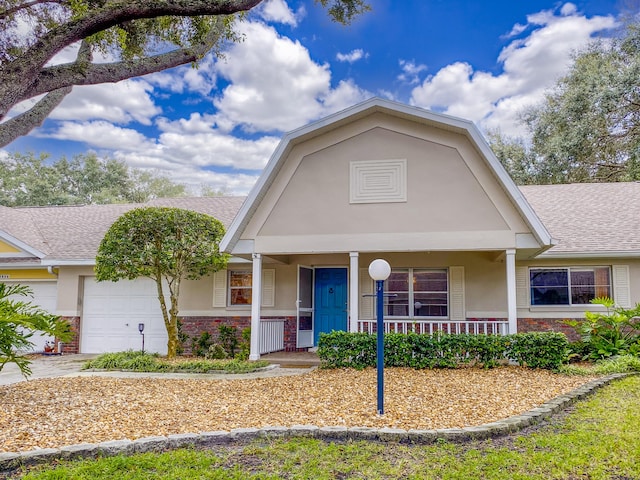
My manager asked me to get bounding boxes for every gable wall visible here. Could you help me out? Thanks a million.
[0,240,21,253]
[241,113,532,254]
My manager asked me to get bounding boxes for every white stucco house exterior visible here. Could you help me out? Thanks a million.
[1,98,637,358]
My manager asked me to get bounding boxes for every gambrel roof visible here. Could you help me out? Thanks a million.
[220,97,553,254]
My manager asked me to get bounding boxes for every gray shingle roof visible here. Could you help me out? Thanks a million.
[520,182,640,255]
[2,197,246,262]
[0,205,49,256]
[2,184,639,262]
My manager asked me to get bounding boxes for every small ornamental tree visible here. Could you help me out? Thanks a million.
[0,283,72,377]
[95,207,228,357]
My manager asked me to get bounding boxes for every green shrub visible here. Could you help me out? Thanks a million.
[83,350,160,370]
[506,332,569,369]
[317,331,569,370]
[317,331,375,369]
[82,350,268,373]
[236,328,251,361]
[205,343,227,359]
[567,341,591,362]
[192,331,213,358]
[218,325,239,358]
[176,319,189,356]
[558,354,640,375]
[566,297,640,360]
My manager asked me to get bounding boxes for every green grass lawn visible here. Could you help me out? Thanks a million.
[11,375,640,480]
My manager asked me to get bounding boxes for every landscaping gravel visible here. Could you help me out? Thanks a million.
[0,367,597,452]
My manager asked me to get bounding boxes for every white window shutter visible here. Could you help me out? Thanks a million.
[449,266,465,321]
[261,269,275,307]
[359,268,374,320]
[612,265,631,307]
[212,270,227,307]
[516,266,528,308]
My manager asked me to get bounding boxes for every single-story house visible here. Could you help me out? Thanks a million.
[1,98,638,358]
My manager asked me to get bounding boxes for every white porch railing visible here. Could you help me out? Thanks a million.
[357,319,509,335]
[259,318,285,354]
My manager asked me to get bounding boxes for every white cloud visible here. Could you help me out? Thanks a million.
[212,20,370,133]
[155,113,279,170]
[336,49,368,63]
[561,3,578,16]
[111,149,261,195]
[410,4,617,137]
[42,112,278,194]
[397,59,427,85]
[156,130,279,170]
[46,121,155,150]
[51,80,161,125]
[256,0,303,26]
[505,23,527,38]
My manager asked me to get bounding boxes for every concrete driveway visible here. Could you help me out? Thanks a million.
[0,354,97,386]
[0,354,314,386]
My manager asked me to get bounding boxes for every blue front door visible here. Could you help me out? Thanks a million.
[314,268,348,345]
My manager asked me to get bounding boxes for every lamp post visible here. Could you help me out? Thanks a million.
[138,323,145,353]
[368,258,391,415]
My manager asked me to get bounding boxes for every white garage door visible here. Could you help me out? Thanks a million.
[81,277,169,354]
[5,281,58,353]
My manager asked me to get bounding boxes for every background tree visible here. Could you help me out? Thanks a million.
[0,152,186,206]
[507,21,640,184]
[128,169,187,203]
[0,283,72,377]
[0,0,369,148]
[486,130,538,185]
[95,207,227,358]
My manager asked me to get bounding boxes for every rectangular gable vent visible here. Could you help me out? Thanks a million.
[350,159,407,204]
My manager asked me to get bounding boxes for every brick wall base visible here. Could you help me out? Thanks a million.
[58,316,80,354]
[56,315,580,356]
[179,315,307,355]
[518,318,579,342]
[282,316,308,352]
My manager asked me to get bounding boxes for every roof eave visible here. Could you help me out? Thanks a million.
[0,230,47,258]
[538,250,640,259]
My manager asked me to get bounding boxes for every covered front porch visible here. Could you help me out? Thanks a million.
[249,249,519,360]
[218,99,554,361]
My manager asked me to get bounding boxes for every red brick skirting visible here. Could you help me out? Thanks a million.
[64,314,579,357]
[179,315,305,355]
[58,316,80,354]
[518,318,579,342]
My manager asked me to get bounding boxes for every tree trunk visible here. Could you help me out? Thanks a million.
[167,287,181,358]
[153,274,174,358]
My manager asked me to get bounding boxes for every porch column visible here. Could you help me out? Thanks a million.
[249,253,262,361]
[349,252,359,332]
[506,249,517,334]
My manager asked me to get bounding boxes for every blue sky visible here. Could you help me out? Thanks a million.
[1,0,625,194]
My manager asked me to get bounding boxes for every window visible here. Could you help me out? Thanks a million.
[384,269,448,317]
[221,269,275,307]
[530,267,611,306]
[229,271,252,305]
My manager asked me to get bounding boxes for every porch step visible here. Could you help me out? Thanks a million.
[261,351,321,368]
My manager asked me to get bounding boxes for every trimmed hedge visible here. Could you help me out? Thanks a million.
[317,331,569,370]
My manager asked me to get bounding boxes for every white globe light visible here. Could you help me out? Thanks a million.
[369,259,391,281]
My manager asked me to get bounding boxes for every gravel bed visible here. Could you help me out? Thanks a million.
[0,367,597,452]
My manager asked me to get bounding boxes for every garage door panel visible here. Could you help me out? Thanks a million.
[82,277,169,354]
[5,281,57,353]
